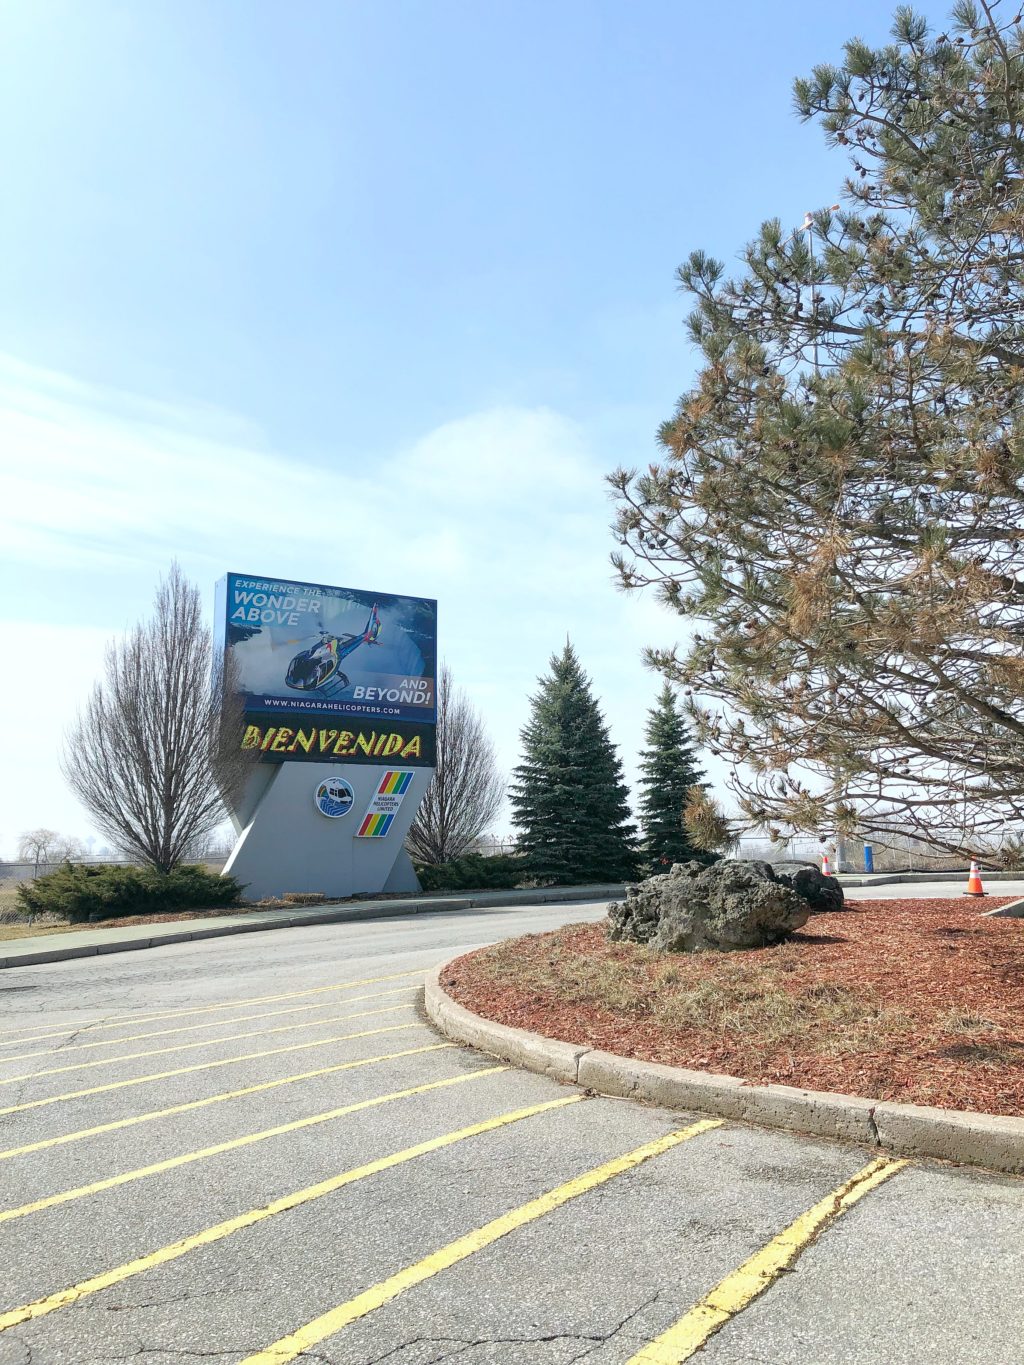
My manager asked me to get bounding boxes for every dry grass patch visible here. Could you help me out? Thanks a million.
[469,927,911,1071]
[0,901,278,941]
[0,922,89,942]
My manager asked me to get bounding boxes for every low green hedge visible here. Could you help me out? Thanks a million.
[17,862,244,923]
[415,853,523,893]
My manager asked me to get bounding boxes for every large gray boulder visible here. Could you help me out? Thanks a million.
[608,859,811,953]
[771,861,845,913]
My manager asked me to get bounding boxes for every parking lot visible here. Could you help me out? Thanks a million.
[0,902,1021,1364]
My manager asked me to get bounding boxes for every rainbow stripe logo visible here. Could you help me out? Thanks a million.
[356,770,415,838]
[378,770,414,796]
[358,811,395,837]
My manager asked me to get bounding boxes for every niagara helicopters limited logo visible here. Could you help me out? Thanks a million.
[313,776,355,819]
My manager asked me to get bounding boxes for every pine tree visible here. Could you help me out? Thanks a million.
[610,4,1024,863]
[510,643,636,883]
[637,685,708,870]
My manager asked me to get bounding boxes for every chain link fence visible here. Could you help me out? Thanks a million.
[733,834,1006,874]
[476,834,980,874]
[476,834,1005,874]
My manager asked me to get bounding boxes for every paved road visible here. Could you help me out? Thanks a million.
[843,878,1024,900]
[0,903,1020,1365]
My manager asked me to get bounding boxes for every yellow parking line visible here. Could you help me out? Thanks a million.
[0,1043,455,1161]
[0,967,429,1046]
[240,1118,723,1365]
[0,986,417,1063]
[0,1004,415,1087]
[0,1066,510,1223]
[624,1157,909,1364]
[0,1094,584,1335]
[0,1022,421,1117]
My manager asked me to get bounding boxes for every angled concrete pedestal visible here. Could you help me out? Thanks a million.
[222,761,431,901]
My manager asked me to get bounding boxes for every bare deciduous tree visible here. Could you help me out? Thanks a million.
[16,828,86,873]
[62,564,254,874]
[406,663,503,865]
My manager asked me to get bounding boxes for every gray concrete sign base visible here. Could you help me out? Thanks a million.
[424,965,1024,1175]
[223,760,432,900]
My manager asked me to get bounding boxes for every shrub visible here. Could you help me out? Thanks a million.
[16,862,243,923]
[415,853,523,893]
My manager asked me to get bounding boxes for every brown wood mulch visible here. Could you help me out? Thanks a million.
[443,897,1024,1117]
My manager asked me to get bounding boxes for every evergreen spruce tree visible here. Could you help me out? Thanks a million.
[510,643,636,883]
[637,684,708,870]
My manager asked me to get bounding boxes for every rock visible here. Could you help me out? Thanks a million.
[607,861,710,945]
[606,871,673,945]
[771,861,845,913]
[607,859,811,953]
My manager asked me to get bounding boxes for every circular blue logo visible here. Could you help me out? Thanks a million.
[314,776,355,819]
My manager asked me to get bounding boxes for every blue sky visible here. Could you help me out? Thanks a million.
[0,0,947,853]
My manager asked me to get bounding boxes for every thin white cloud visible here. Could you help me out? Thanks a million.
[0,355,595,580]
[0,355,714,852]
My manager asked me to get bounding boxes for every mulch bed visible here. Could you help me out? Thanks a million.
[443,897,1024,1117]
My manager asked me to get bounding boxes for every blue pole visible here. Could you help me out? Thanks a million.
[863,843,874,874]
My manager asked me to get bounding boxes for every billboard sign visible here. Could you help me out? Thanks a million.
[217,573,436,767]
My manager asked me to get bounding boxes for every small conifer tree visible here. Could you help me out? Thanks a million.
[510,643,636,883]
[637,684,708,870]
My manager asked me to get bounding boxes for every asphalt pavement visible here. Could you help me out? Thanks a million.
[0,901,1020,1364]
[841,877,1024,900]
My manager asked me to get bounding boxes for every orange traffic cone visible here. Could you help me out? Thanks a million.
[963,860,987,897]
[821,852,832,876]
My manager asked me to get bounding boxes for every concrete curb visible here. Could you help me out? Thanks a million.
[424,964,1024,1176]
[985,896,1024,918]
[0,886,624,971]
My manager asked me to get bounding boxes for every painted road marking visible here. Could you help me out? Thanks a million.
[0,1043,455,1161]
[0,1022,422,1117]
[0,1066,510,1223]
[624,1156,909,1364]
[0,1095,584,1336]
[0,967,430,1046]
[0,985,418,1063]
[0,1004,415,1087]
[239,1118,724,1365]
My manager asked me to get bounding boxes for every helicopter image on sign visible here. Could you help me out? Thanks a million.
[285,603,382,699]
